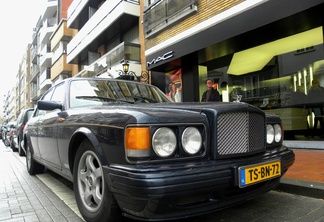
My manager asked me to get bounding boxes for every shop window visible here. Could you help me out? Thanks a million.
[205,27,324,140]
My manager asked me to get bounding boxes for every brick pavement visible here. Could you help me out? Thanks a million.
[283,148,324,183]
[0,145,83,222]
[276,148,324,199]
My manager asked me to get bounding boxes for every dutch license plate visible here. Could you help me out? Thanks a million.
[238,160,281,188]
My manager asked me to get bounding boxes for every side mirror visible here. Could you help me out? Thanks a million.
[37,100,63,111]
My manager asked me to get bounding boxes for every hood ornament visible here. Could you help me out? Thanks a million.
[234,95,242,103]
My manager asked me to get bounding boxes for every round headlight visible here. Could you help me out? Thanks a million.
[266,124,274,144]
[274,124,282,143]
[152,127,177,157]
[181,127,202,155]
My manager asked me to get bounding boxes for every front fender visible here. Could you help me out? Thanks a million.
[69,127,107,173]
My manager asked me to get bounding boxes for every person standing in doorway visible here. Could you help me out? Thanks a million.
[201,79,220,102]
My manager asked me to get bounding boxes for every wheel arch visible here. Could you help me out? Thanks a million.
[22,133,30,153]
[69,127,107,174]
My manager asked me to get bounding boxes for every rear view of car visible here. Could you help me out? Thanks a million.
[4,122,16,147]
[16,108,34,156]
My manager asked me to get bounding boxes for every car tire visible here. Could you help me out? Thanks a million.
[26,145,45,175]
[18,140,25,156]
[5,138,10,147]
[73,139,122,222]
[10,138,18,152]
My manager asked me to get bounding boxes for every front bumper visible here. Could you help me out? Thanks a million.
[103,146,295,221]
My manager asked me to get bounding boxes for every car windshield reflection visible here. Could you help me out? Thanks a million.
[69,79,171,108]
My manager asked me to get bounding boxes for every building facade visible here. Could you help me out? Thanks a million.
[3,0,324,146]
[16,45,33,116]
[66,0,148,81]
[144,0,324,142]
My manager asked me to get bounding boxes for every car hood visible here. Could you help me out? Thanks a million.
[62,102,264,128]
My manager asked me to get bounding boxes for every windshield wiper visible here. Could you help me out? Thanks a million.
[75,96,133,104]
[126,95,157,103]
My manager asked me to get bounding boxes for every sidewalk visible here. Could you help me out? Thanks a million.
[277,148,324,199]
[0,144,323,222]
[0,145,83,222]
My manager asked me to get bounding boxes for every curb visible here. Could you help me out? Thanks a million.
[276,178,324,199]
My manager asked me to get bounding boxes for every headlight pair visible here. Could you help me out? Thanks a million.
[152,127,202,157]
[266,124,282,144]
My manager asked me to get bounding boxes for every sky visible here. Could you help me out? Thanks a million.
[0,0,45,106]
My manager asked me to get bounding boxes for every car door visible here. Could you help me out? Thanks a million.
[27,88,55,159]
[37,82,66,169]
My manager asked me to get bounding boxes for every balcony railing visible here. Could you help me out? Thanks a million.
[30,65,40,81]
[39,69,51,84]
[30,46,38,64]
[144,0,197,37]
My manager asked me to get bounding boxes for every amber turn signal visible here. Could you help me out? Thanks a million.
[125,127,151,150]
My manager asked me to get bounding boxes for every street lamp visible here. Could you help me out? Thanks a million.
[117,61,138,81]
[122,62,129,74]
[116,61,150,83]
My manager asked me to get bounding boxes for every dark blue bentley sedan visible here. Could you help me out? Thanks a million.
[23,77,295,222]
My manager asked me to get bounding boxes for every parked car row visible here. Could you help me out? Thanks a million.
[1,108,34,155]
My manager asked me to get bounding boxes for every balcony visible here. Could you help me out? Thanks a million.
[67,0,140,64]
[43,0,58,20]
[40,17,57,45]
[51,54,73,80]
[68,0,139,28]
[30,65,40,82]
[30,46,38,64]
[143,0,198,37]
[67,0,89,28]
[39,44,52,68]
[30,86,39,101]
[51,20,76,51]
[39,69,52,95]
[76,42,140,77]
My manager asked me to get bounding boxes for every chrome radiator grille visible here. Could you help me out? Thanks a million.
[217,112,265,157]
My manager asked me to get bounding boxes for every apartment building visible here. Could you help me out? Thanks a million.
[30,1,56,103]
[144,0,324,143]
[13,44,33,119]
[30,0,76,104]
[66,0,147,81]
[2,87,16,123]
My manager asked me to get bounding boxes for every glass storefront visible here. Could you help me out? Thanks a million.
[200,26,324,140]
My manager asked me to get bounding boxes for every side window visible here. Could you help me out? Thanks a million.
[35,87,55,117]
[35,82,65,117]
[42,87,54,101]
[51,82,65,103]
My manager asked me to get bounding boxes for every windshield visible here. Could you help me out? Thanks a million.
[69,79,172,108]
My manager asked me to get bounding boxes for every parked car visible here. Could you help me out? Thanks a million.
[16,108,34,156]
[9,126,18,151]
[23,77,295,222]
[3,122,16,147]
[1,124,7,144]
[0,125,4,140]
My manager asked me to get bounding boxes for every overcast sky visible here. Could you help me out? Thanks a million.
[0,0,44,108]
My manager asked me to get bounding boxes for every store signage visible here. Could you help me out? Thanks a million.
[147,51,174,67]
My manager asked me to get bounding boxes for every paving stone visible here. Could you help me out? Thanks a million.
[0,146,83,222]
